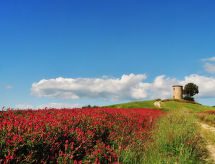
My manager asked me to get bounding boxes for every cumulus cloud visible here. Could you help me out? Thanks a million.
[14,103,82,109]
[31,74,182,101]
[150,74,215,99]
[31,73,215,101]
[183,74,215,98]
[149,75,181,99]
[204,63,215,74]
[31,74,149,101]
[38,103,82,109]
[202,57,215,62]
[15,104,34,109]
[201,57,215,74]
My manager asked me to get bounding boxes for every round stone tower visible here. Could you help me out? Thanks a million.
[172,85,183,99]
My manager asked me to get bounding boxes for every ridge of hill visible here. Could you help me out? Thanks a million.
[106,99,215,112]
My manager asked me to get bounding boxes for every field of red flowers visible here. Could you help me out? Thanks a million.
[0,107,164,163]
[198,111,215,125]
[200,111,215,115]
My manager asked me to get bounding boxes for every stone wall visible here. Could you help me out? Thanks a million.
[173,85,183,99]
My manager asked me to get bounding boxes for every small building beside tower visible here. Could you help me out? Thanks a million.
[172,85,183,99]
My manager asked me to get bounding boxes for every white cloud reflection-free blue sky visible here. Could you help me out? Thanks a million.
[2,1,215,108]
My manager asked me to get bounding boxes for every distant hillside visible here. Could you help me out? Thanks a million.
[106,100,157,109]
[105,99,215,112]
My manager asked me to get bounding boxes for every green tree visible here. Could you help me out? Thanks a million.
[183,83,199,101]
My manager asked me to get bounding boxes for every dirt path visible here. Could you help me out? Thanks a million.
[201,123,215,133]
[153,101,161,108]
[200,123,215,163]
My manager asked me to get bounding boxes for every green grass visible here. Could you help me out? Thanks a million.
[106,100,157,109]
[105,99,215,163]
[198,113,215,126]
[199,122,215,163]
[106,99,215,112]
[114,110,209,163]
[200,126,215,145]
[141,110,207,163]
[161,101,215,112]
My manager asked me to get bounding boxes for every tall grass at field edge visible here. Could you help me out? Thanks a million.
[106,99,215,113]
[140,110,207,163]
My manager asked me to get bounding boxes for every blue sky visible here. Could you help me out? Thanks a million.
[1,0,215,108]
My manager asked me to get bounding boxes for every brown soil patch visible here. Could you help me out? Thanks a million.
[200,123,215,163]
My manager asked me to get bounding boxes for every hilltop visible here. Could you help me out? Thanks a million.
[106,99,215,112]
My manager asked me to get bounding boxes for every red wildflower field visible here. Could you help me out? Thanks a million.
[0,107,164,163]
[200,111,215,115]
[198,111,215,125]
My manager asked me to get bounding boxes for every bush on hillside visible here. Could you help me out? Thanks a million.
[183,96,194,101]
[82,105,99,109]
[183,83,199,97]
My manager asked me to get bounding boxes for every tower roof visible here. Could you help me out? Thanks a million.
[172,85,183,87]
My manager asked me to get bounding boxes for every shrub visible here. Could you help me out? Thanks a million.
[184,96,194,101]
[183,83,199,98]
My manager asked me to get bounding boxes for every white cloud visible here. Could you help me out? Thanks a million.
[15,104,34,109]
[31,73,215,101]
[202,57,215,62]
[14,103,82,109]
[38,103,82,109]
[204,63,215,74]
[149,75,181,99]
[150,74,215,99]
[31,73,183,101]
[201,57,215,74]
[183,74,215,98]
[31,74,149,101]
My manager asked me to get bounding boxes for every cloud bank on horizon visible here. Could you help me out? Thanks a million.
[31,73,215,101]
[15,103,82,109]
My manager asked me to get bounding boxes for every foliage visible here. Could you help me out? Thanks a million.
[82,105,99,109]
[0,107,164,163]
[183,96,195,101]
[183,83,199,99]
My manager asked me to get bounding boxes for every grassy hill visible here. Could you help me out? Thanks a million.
[106,100,157,109]
[106,99,215,112]
[106,99,214,162]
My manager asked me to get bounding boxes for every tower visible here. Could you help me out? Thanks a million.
[172,85,183,99]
